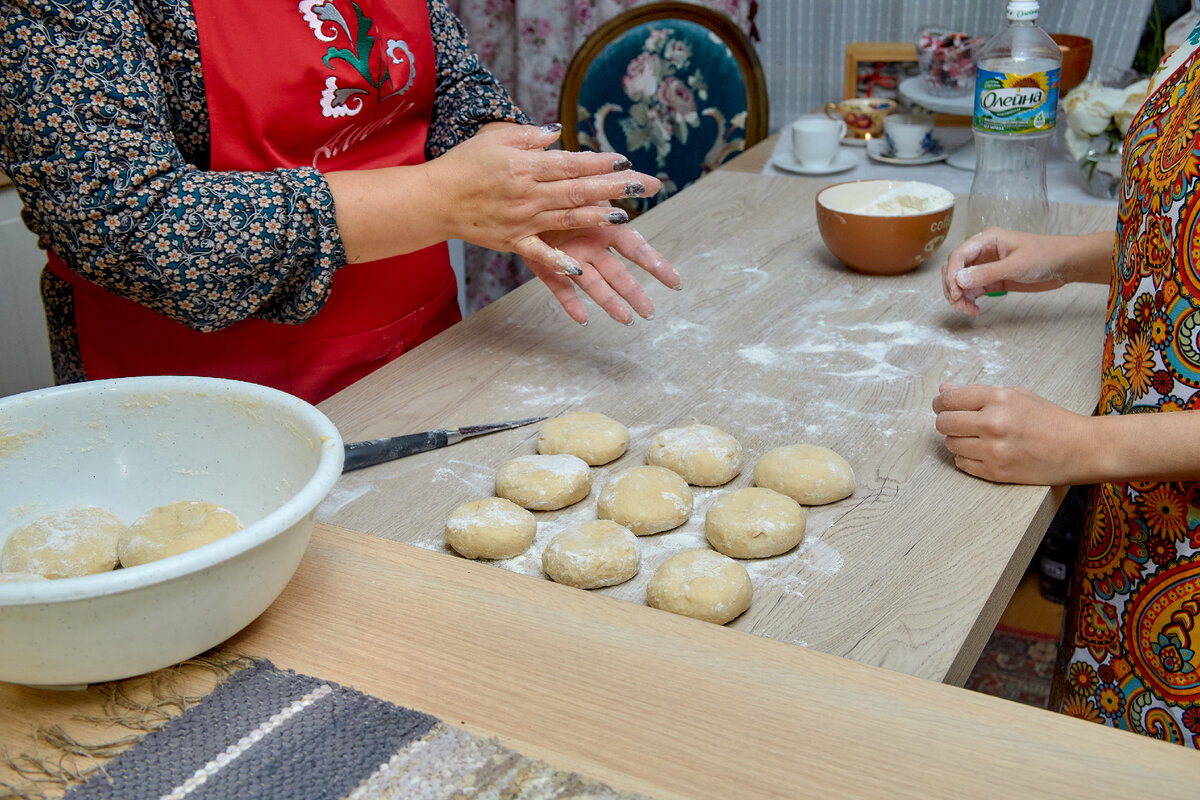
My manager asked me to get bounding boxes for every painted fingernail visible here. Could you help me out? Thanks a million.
[612,158,632,171]
[541,122,562,133]
[557,264,583,276]
[624,182,645,197]
[606,210,629,225]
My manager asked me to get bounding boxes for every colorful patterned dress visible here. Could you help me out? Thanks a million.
[1053,28,1200,747]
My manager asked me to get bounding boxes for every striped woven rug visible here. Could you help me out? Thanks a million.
[60,660,644,800]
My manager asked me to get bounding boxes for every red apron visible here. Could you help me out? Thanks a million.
[47,0,459,404]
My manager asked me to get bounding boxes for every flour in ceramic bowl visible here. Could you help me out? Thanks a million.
[831,181,954,216]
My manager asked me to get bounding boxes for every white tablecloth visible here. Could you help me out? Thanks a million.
[763,125,1117,209]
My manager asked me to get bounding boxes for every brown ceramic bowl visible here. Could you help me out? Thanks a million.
[1051,33,1094,95]
[816,180,955,276]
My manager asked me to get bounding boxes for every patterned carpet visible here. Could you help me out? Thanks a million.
[966,624,1059,708]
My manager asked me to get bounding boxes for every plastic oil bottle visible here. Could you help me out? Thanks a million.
[965,0,1062,238]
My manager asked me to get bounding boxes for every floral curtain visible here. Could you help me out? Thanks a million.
[446,0,759,313]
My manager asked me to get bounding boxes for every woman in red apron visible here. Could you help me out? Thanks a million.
[3,0,677,403]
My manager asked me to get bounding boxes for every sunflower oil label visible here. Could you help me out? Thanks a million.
[973,66,1060,134]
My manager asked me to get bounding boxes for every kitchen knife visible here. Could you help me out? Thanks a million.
[342,416,546,472]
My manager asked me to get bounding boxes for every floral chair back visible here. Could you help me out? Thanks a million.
[559,2,768,216]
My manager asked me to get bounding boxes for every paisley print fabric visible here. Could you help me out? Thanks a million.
[1054,37,1200,748]
[0,0,526,385]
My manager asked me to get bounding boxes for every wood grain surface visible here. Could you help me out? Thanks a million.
[317,170,1117,685]
[10,524,1195,799]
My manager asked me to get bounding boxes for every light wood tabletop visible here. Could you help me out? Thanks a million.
[317,168,1117,685]
[5,523,1197,798]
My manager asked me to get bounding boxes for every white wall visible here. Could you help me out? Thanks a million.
[0,186,52,398]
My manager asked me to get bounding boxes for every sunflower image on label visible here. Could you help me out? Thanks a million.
[973,66,1061,134]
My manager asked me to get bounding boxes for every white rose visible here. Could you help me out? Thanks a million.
[1063,80,1128,137]
[1113,79,1150,134]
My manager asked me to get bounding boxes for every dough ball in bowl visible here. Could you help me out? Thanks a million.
[647,549,753,625]
[119,501,243,568]
[816,180,954,276]
[754,444,855,506]
[597,466,692,535]
[646,424,742,486]
[495,454,592,511]
[0,376,343,688]
[445,497,536,560]
[705,487,806,559]
[537,411,629,466]
[1,506,125,579]
[542,520,640,589]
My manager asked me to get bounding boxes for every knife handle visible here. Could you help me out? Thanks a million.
[342,430,450,472]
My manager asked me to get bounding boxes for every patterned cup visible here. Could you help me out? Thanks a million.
[824,98,900,141]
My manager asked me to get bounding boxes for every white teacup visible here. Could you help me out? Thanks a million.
[789,116,847,168]
[883,113,934,159]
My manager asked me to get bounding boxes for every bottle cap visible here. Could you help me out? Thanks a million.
[1007,0,1039,20]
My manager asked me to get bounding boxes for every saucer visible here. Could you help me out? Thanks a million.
[866,136,948,165]
[771,149,858,176]
[841,135,871,147]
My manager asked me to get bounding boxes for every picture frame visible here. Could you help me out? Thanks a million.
[843,42,969,126]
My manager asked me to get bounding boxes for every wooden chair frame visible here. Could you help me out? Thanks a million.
[558,2,770,153]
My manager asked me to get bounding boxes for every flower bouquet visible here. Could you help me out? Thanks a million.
[1062,77,1150,198]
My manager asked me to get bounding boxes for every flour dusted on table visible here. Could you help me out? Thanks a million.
[542,520,640,589]
[495,454,591,511]
[445,497,536,560]
[646,424,742,486]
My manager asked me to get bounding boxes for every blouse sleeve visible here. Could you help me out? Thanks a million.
[425,0,531,158]
[0,0,344,331]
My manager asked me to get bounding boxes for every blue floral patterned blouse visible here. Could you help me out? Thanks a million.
[0,0,527,383]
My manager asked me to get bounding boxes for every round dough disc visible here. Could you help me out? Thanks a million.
[542,520,640,589]
[646,424,742,486]
[646,549,753,625]
[754,444,855,505]
[705,487,806,558]
[1,505,124,579]
[537,411,629,466]
[119,501,243,568]
[597,465,692,535]
[494,454,591,511]
[445,497,536,560]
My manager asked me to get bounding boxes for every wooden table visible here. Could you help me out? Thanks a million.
[318,168,1116,685]
[3,523,1197,798]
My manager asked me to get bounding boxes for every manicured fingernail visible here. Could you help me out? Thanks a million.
[541,123,562,133]
[579,319,588,327]
[606,210,629,225]
[624,182,645,196]
[612,158,632,171]
[557,264,583,276]
[623,316,635,326]
[641,311,655,320]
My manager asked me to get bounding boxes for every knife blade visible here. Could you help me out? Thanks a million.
[341,416,546,473]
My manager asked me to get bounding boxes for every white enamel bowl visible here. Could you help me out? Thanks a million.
[0,376,343,687]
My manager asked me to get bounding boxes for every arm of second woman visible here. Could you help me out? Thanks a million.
[933,385,1200,486]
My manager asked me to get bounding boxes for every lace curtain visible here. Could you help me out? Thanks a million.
[446,0,759,313]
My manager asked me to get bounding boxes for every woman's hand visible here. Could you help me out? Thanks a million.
[932,383,1094,485]
[427,123,661,263]
[941,228,1070,317]
[530,220,681,325]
